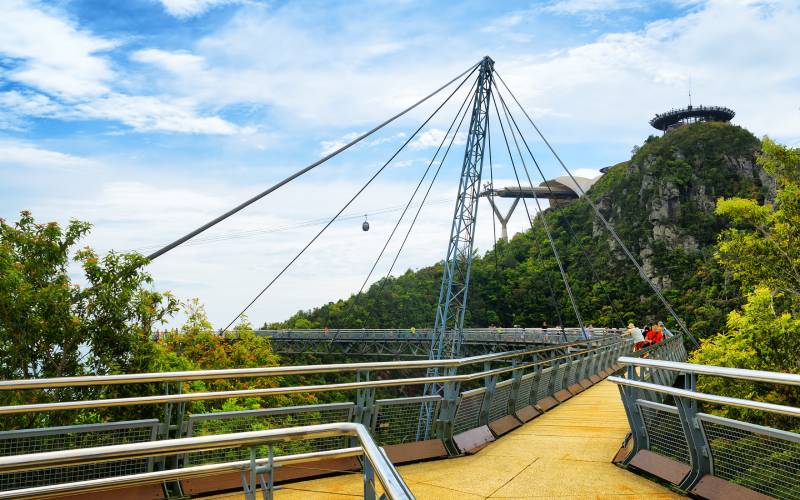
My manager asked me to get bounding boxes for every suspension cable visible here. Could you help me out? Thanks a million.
[145,61,481,261]
[332,79,478,328]
[222,67,478,332]
[491,76,585,337]
[493,70,698,346]
[486,114,501,321]
[379,84,476,283]
[353,76,479,299]
[495,89,626,328]
[487,117,563,328]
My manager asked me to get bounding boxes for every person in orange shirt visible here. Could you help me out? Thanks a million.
[645,324,663,345]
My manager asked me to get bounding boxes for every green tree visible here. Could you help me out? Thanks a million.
[0,211,178,381]
[691,138,800,416]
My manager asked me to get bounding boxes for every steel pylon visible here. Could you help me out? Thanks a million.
[428,56,494,366]
[418,58,494,442]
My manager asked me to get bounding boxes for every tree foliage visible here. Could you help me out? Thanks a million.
[691,138,800,418]
[0,211,178,381]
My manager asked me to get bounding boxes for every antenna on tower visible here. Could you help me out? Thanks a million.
[688,76,692,109]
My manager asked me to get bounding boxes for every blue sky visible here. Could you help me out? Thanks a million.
[1,0,799,328]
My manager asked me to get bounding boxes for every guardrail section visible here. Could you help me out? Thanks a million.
[0,420,159,492]
[611,357,800,499]
[0,423,413,500]
[0,334,637,498]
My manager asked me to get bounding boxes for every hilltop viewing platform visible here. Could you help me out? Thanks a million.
[650,105,735,132]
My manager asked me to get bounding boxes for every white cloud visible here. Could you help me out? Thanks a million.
[320,132,362,156]
[76,94,246,135]
[481,13,525,33]
[123,4,464,126]
[0,90,245,135]
[0,3,244,136]
[544,0,645,14]
[0,0,115,98]
[318,131,410,156]
[571,168,602,179]
[410,128,467,149]
[500,0,800,143]
[0,140,93,170]
[158,0,244,18]
[131,48,206,73]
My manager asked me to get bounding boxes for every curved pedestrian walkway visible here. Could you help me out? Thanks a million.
[210,381,680,499]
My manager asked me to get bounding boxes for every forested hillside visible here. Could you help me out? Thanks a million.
[268,122,774,341]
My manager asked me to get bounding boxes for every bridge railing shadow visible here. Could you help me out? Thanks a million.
[0,333,633,499]
[610,353,800,499]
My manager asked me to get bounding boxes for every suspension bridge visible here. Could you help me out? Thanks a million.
[0,57,797,499]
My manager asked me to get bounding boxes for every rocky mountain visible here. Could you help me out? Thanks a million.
[267,122,774,340]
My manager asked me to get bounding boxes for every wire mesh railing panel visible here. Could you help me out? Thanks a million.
[637,400,691,465]
[0,420,158,492]
[515,375,534,411]
[184,403,354,466]
[566,361,579,386]
[453,390,485,435]
[373,397,440,446]
[489,381,513,422]
[552,364,568,393]
[700,414,800,499]
[535,368,553,403]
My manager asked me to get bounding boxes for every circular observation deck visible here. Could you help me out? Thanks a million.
[650,105,735,132]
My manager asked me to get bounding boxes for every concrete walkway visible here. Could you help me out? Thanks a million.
[209,381,679,499]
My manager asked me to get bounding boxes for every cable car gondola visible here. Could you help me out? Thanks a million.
[362,215,370,232]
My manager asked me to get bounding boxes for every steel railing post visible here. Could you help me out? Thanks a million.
[618,384,647,466]
[674,396,711,490]
[577,353,590,381]
[355,370,376,430]
[363,456,376,500]
[529,364,542,404]
[436,367,462,455]
[479,362,497,426]
[508,360,522,417]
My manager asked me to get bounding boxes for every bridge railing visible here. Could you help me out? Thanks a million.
[255,327,623,342]
[0,335,635,498]
[251,327,625,357]
[0,422,412,500]
[610,357,800,499]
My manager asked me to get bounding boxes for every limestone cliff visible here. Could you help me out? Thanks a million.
[592,122,774,289]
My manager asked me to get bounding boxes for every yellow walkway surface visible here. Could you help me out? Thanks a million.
[209,381,679,499]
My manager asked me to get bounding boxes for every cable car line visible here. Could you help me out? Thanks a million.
[351,75,478,302]
[221,66,478,332]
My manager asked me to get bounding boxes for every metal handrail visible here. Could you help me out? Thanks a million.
[0,341,628,415]
[618,357,800,386]
[608,376,800,418]
[0,337,618,391]
[0,447,363,499]
[0,423,413,499]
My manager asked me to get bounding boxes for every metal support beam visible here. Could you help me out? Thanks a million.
[429,56,494,366]
[421,56,493,437]
[485,195,519,241]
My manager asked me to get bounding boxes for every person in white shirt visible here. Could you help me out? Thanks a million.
[626,322,645,349]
